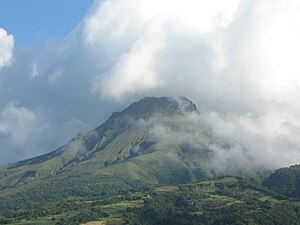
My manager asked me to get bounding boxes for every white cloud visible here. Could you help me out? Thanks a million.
[0,28,14,69]
[141,109,300,175]
[92,33,165,100]
[85,0,241,100]
[199,109,300,172]
[0,101,92,164]
[0,101,39,145]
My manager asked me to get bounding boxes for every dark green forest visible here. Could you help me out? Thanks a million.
[0,166,300,225]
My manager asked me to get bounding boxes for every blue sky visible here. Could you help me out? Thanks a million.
[0,0,94,47]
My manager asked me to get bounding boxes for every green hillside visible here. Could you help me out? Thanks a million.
[263,165,300,198]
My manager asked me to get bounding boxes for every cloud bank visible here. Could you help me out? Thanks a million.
[0,0,300,171]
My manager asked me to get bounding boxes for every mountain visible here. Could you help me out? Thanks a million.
[0,96,215,188]
[0,96,299,225]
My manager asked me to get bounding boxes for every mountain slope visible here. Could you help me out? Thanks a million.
[263,165,300,198]
[0,96,213,187]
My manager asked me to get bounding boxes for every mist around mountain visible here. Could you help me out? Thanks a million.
[0,96,269,187]
[0,96,299,225]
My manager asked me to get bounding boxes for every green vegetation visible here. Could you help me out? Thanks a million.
[126,176,300,225]
[264,165,300,198]
[1,175,299,225]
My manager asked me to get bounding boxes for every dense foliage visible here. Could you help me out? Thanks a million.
[125,177,300,225]
[264,165,300,198]
[1,175,300,225]
[0,173,149,224]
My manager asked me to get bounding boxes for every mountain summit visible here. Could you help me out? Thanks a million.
[120,96,197,119]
